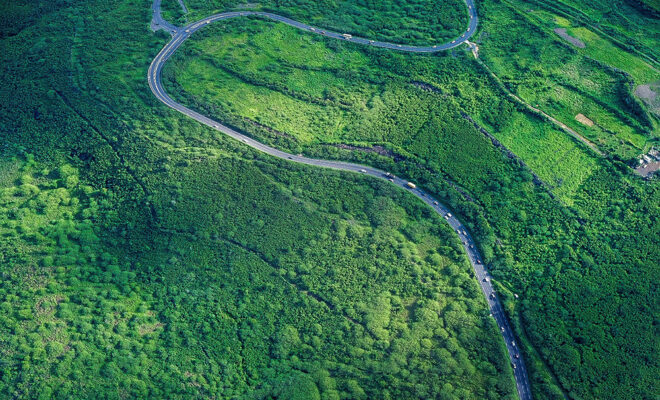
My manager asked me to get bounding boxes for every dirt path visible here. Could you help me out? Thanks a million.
[476,59,604,156]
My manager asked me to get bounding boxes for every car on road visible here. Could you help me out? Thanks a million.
[433,201,438,205]
[359,169,367,173]
[511,341,516,346]
[501,327,505,332]
[406,182,417,189]
[388,178,394,182]
[446,212,452,218]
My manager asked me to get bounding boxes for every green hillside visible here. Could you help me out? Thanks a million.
[0,0,658,399]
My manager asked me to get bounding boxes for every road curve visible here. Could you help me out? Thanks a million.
[148,3,532,399]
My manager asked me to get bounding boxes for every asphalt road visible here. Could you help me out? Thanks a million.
[150,0,179,34]
[148,2,532,399]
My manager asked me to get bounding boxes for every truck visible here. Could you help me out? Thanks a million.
[406,182,417,189]
[342,33,352,39]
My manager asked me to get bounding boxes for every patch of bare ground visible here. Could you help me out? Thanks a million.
[634,81,660,116]
[575,113,594,126]
[635,161,660,178]
[139,322,164,336]
[554,28,585,48]
[236,3,260,9]
[411,81,444,94]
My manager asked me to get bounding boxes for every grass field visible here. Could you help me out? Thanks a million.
[520,0,660,63]
[166,19,602,203]
[479,0,658,162]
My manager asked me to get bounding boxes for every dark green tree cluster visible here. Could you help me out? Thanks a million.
[184,0,469,44]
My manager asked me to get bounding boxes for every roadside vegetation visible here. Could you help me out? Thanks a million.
[182,0,470,45]
[0,152,516,399]
[161,0,187,26]
[165,14,659,400]
[165,18,600,203]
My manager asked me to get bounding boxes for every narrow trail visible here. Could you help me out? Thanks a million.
[148,2,533,399]
[475,58,605,157]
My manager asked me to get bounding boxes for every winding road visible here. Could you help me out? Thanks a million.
[148,2,532,399]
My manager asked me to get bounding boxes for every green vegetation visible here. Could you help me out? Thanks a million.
[165,15,660,400]
[521,0,660,63]
[161,0,187,26]
[1,0,658,399]
[183,0,470,45]
[0,151,515,399]
[0,0,515,399]
[479,0,659,161]
[165,18,599,203]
